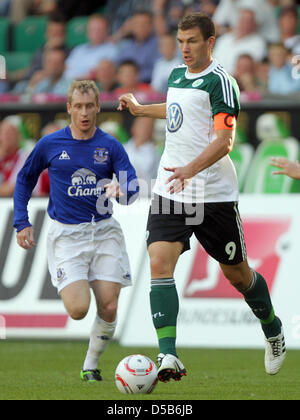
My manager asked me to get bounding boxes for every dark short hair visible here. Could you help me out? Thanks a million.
[48,11,66,24]
[178,12,215,40]
[118,60,140,72]
[132,10,153,19]
[279,5,298,19]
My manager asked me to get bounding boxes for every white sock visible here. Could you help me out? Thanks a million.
[83,315,117,371]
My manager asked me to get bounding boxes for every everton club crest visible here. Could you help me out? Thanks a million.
[94,148,109,164]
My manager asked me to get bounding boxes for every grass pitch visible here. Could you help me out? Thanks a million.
[0,340,299,401]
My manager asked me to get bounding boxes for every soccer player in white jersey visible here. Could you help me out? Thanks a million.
[14,80,139,382]
[118,13,286,382]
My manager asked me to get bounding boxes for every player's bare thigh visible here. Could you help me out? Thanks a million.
[90,280,122,323]
[60,280,91,320]
[148,241,184,279]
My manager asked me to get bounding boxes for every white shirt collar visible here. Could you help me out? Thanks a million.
[185,58,219,79]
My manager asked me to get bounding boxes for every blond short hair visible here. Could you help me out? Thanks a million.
[68,80,100,105]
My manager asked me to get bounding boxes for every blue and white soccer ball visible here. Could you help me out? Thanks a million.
[115,354,158,394]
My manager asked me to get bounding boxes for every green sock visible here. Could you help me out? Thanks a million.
[243,271,281,339]
[150,279,179,357]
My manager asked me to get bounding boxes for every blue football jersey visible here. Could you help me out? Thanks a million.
[14,126,139,231]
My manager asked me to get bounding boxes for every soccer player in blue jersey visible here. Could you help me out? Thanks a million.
[14,80,139,382]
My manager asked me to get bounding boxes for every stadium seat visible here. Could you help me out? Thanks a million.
[66,17,88,48]
[229,143,254,192]
[13,16,47,53]
[243,138,300,193]
[3,52,33,72]
[0,17,9,52]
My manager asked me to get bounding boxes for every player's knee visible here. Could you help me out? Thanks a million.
[228,277,246,293]
[150,255,172,278]
[100,301,118,322]
[221,262,252,294]
[223,270,248,293]
[68,305,89,320]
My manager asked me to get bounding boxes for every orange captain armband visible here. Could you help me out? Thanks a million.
[214,113,237,131]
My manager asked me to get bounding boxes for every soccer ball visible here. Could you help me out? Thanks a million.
[115,354,158,394]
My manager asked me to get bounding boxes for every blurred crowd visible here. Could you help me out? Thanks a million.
[0,0,300,100]
[1,0,300,198]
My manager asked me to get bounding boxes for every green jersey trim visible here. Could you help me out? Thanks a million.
[168,63,240,118]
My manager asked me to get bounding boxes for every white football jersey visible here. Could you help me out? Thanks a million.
[153,59,240,203]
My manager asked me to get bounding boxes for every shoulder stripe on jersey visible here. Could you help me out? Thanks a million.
[216,65,234,107]
[215,65,234,106]
[218,66,234,108]
[212,68,231,107]
[213,66,234,108]
[212,66,234,108]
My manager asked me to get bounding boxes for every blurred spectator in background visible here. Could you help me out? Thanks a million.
[117,11,161,83]
[64,14,118,80]
[213,0,279,42]
[214,8,267,73]
[55,0,105,20]
[41,119,67,136]
[234,54,267,99]
[256,57,270,94]
[124,117,160,197]
[30,48,68,96]
[152,0,185,36]
[13,48,68,96]
[279,6,300,55]
[268,43,300,95]
[0,118,29,196]
[151,33,182,94]
[152,0,219,35]
[185,0,219,17]
[99,120,130,145]
[9,0,56,23]
[94,60,119,95]
[0,0,10,16]
[114,60,156,97]
[0,116,49,196]
[0,119,24,196]
[105,0,152,38]
[9,13,70,87]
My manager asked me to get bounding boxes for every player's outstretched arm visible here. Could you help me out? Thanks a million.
[16,226,35,250]
[118,93,166,119]
[270,157,300,180]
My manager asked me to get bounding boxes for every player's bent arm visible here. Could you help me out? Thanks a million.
[118,93,166,119]
[164,114,236,189]
[186,128,234,177]
[185,113,236,177]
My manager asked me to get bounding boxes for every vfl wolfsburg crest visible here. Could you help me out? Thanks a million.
[192,79,204,88]
[167,102,183,133]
